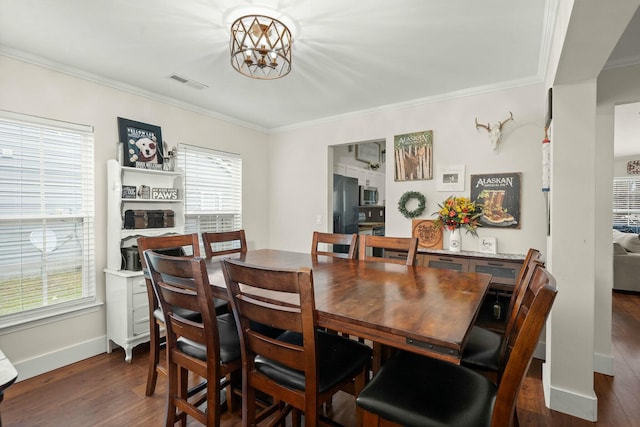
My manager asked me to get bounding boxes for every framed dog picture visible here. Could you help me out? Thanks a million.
[117,117,163,169]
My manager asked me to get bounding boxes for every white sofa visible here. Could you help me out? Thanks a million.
[613,230,640,292]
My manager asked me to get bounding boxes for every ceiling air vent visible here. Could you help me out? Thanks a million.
[167,74,208,90]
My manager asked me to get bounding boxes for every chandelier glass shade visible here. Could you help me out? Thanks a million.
[230,15,292,80]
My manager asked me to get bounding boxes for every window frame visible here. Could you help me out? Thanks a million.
[0,110,96,328]
[176,143,242,252]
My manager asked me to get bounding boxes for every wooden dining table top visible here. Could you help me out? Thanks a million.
[205,249,492,364]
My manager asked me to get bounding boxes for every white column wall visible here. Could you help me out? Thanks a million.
[543,81,598,421]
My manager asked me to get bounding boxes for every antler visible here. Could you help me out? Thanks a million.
[498,112,514,130]
[475,117,490,132]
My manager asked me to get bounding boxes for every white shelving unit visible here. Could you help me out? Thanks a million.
[104,159,185,362]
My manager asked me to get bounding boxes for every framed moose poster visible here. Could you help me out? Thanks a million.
[118,117,163,169]
[470,172,521,229]
[393,130,433,181]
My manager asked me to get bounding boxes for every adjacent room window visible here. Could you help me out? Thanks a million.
[613,176,640,231]
[177,144,242,252]
[0,111,95,324]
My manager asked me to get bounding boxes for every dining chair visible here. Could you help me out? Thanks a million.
[137,233,202,397]
[355,263,558,427]
[311,231,358,259]
[358,234,418,266]
[461,248,543,379]
[202,229,247,259]
[221,258,372,427]
[144,250,242,426]
[311,231,359,409]
[358,234,419,372]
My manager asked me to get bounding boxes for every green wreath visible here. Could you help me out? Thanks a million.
[398,191,426,219]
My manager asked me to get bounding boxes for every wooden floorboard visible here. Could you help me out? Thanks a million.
[2,291,639,426]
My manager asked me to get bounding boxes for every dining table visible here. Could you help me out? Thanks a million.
[206,249,492,364]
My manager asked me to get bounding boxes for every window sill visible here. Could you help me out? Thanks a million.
[0,300,104,335]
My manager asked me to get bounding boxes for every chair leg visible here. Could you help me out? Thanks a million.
[178,367,188,427]
[165,360,178,427]
[208,376,222,427]
[146,320,162,396]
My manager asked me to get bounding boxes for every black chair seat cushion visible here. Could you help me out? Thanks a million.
[255,330,372,393]
[250,321,285,339]
[176,313,241,364]
[460,325,502,372]
[213,297,230,315]
[356,350,497,427]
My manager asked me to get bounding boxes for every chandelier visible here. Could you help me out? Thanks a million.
[230,15,292,80]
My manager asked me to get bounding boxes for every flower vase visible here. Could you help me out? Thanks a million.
[448,228,461,252]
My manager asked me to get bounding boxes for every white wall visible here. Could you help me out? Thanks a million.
[0,55,270,379]
[268,84,547,256]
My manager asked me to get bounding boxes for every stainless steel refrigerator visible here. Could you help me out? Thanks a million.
[333,174,359,254]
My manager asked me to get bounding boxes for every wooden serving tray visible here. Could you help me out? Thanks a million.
[412,219,443,249]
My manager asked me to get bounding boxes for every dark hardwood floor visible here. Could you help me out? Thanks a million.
[3,291,639,426]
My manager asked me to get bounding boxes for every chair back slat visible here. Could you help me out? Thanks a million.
[491,264,557,427]
[311,231,358,259]
[234,295,303,332]
[202,230,247,259]
[359,235,418,265]
[248,332,307,372]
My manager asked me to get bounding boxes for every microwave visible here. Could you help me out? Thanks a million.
[359,186,379,205]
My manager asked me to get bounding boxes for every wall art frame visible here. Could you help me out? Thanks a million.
[436,165,465,192]
[393,130,433,181]
[117,117,164,169]
[470,172,521,229]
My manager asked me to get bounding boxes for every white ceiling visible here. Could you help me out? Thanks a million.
[0,1,639,146]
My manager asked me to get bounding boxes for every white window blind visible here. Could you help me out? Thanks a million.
[0,111,95,324]
[613,176,640,228]
[176,144,242,252]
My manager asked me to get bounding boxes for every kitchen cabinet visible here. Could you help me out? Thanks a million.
[104,159,185,362]
[386,249,525,332]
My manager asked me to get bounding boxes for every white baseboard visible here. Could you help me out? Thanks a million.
[13,336,107,382]
[542,362,598,422]
[594,351,614,376]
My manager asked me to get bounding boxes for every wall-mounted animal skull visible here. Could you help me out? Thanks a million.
[475,112,514,150]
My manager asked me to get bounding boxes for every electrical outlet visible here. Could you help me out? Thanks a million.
[1,148,13,158]
[315,214,322,225]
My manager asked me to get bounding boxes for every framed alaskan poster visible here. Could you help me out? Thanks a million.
[394,130,433,181]
[118,117,164,169]
[470,172,521,229]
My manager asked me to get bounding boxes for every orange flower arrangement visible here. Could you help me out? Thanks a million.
[433,195,482,236]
